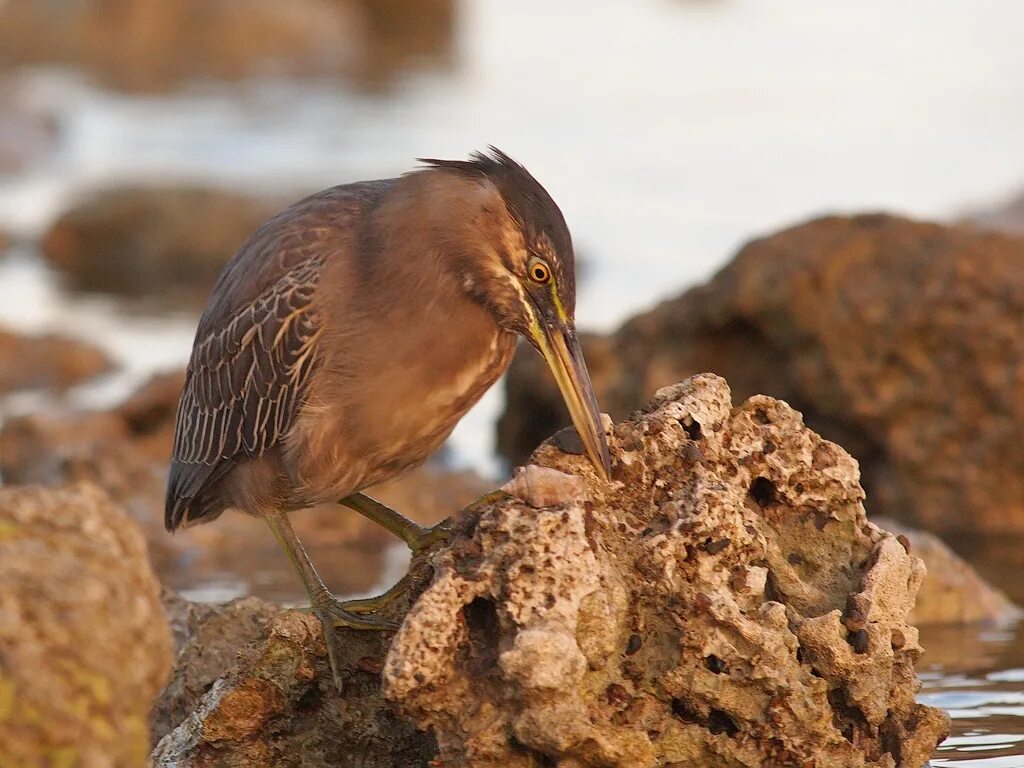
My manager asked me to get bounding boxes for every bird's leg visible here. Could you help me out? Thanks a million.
[263,508,398,691]
[340,492,451,552]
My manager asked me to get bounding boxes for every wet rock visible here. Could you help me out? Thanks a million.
[500,214,1024,536]
[0,482,172,766]
[155,375,948,766]
[875,518,1021,626]
[0,368,492,601]
[0,325,113,394]
[41,186,287,306]
[0,0,455,93]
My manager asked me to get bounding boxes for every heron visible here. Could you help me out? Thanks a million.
[165,148,611,688]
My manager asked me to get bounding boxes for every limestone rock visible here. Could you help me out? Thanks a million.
[499,215,1024,536]
[153,375,947,766]
[388,374,948,768]
[0,326,112,394]
[0,482,172,767]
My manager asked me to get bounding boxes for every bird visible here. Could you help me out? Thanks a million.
[165,147,611,688]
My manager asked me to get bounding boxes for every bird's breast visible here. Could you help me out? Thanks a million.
[288,305,515,502]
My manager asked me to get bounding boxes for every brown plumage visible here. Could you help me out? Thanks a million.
[165,148,610,688]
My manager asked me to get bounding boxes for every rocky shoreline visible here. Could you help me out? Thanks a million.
[2,211,1022,766]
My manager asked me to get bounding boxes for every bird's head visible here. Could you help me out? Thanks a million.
[417,148,611,481]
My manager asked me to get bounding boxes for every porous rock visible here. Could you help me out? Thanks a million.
[499,215,1024,536]
[386,374,949,767]
[0,482,172,766]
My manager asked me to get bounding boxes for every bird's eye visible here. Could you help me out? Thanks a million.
[529,261,551,284]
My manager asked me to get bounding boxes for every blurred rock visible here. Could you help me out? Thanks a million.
[0,0,455,93]
[41,186,286,306]
[0,482,172,766]
[875,518,1021,627]
[0,368,492,601]
[500,214,1024,536]
[964,188,1024,237]
[154,375,948,767]
[0,326,112,394]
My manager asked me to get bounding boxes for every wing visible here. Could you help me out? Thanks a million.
[164,182,392,530]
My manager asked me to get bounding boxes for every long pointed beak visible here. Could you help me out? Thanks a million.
[530,322,611,481]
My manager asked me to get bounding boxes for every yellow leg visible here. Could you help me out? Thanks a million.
[264,508,398,691]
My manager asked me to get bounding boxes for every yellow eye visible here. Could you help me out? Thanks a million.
[529,261,551,284]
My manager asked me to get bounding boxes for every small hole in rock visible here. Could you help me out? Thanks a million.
[681,417,702,440]
[754,408,770,424]
[670,698,698,723]
[749,477,777,507]
[463,597,501,675]
[704,655,727,674]
[847,628,869,654]
[708,709,739,736]
[625,634,642,656]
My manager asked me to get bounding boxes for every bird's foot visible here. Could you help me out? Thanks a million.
[406,491,509,552]
[407,517,453,553]
[312,595,401,692]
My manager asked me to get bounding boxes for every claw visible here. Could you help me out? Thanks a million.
[312,596,400,692]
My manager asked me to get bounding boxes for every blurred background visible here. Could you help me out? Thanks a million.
[1,2,1023,763]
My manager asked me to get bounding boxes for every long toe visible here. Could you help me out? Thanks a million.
[338,575,412,615]
[315,599,401,632]
[409,516,454,553]
[313,600,400,693]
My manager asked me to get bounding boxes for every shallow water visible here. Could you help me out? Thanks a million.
[1,1,1023,763]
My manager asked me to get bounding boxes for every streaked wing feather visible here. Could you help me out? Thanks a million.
[172,256,324,467]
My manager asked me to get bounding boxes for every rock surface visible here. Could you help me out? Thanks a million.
[0,326,112,394]
[154,375,948,767]
[0,482,172,766]
[41,186,287,305]
[499,215,1024,536]
[152,591,436,767]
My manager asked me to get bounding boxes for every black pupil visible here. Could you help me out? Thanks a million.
[534,266,546,280]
